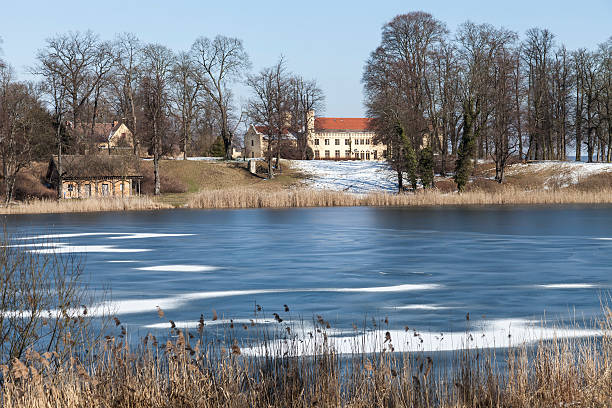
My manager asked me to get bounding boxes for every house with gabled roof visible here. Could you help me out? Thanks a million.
[46,154,143,199]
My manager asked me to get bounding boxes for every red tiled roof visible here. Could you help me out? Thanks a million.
[315,117,373,131]
[254,125,290,135]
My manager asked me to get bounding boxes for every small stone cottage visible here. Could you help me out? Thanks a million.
[46,155,143,199]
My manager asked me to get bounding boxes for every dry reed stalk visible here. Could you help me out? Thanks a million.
[187,187,612,209]
[1,311,610,408]
[0,197,171,215]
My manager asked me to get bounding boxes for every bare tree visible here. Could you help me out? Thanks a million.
[170,52,202,160]
[0,73,51,203]
[288,76,325,159]
[363,12,447,192]
[191,36,250,160]
[139,44,174,195]
[246,58,291,178]
[454,22,516,190]
[35,31,112,152]
[111,33,142,154]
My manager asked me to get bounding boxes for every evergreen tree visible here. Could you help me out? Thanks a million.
[419,146,435,188]
[454,98,479,192]
[208,136,226,157]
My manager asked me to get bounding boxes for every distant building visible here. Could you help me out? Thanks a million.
[310,116,385,161]
[46,155,143,199]
[243,112,387,161]
[243,125,298,159]
[69,120,136,153]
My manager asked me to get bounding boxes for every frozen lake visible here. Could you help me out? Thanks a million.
[5,206,612,353]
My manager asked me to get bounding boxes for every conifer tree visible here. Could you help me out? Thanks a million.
[454,98,479,191]
[208,136,225,157]
[419,146,435,188]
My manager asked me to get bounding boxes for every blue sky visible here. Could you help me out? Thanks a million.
[1,0,610,117]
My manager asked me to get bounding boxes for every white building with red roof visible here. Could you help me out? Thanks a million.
[311,116,386,160]
[244,111,387,161]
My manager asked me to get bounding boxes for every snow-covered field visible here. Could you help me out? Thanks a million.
[291,160,612,193]
[290,160,397,193]
[506,161,612,187]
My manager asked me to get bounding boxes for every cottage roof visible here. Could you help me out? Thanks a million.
[315,117,373,132]
[51,154,142,179]
[74,121,130,143]
[252,125,297,140]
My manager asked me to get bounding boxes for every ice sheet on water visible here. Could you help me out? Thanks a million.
[95,284,442,316]
[17,232,194,241]
[241,318,603,356]
[539,283,600,289]
[135,265,219,272]
[387,304,450,310]
[144,318,276,329]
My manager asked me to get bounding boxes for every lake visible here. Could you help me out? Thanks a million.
[4,206,612,353]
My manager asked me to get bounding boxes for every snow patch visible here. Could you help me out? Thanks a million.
[539,283,599,289]
[388,304,450,310]
[241,318,602,356]
[135,265,219,272]
[506,161,612,186]
[144,318,276,329]
[97,284,441,315]
[290,160,397,193]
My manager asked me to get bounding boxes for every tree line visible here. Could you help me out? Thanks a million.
[363,12,611,191]
[0,31,324,199]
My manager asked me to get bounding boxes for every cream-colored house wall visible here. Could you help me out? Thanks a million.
[98,123,135,150]
[309,131,387,161]
[243,126,265,158]
[61,180,132,199]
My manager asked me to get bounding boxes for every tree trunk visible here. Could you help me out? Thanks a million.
[153,120,161,196]
[57,123,63,200]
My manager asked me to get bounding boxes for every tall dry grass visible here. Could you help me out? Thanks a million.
[0,197,171,214]
[1,310,610,407]
[187,187,612,209]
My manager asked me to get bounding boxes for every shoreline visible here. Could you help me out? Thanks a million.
[2,187,612,214]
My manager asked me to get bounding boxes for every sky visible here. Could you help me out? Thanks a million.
[1,0,610,118]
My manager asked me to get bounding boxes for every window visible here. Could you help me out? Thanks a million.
[345,150,351,157]
[324,150,330,158]
[345,139,350,145]
[251,152,255,158]
[251,139,254,146]
[373,150,378,160]
[67,184,73,192]
[360,151,365,160]
[366,151,371,160]
[360,139,365,145]
[314,150,320,158]
[366,139,370,145]
[324,139,330,145]
[85,184,91,197]
[383,150,388,158]
[315,139,319,145]
[335,139,340,145]
[102,183,109,196]
[335,150,340,158]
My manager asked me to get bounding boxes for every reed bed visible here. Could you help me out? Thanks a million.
[1,311,610,408]
[0,197,171,214]
[187,187,612,209]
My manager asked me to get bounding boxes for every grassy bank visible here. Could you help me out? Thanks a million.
[187,186,612,209]
[1,313,610,407]
[0,197,171,214]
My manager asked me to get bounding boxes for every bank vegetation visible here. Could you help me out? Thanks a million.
[186,186,612,209]
[0,197,170,214]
